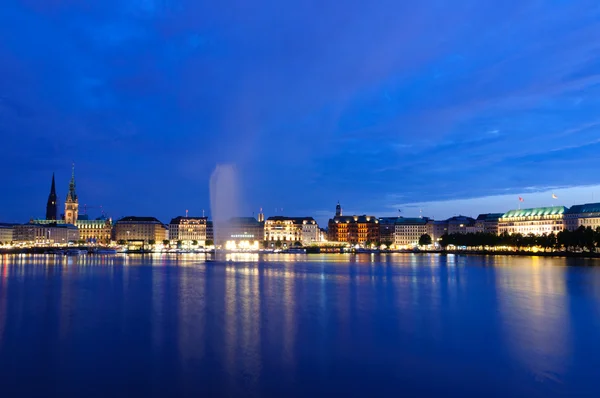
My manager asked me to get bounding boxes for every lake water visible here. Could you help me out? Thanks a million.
[1,253,600,397]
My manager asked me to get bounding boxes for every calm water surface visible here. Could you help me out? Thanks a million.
[1,253,600,397]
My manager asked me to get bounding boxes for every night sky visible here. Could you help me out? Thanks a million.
[2,1,600,225]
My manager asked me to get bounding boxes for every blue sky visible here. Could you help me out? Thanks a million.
[1,0,600,225]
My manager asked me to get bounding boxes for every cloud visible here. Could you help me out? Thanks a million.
[1,0,600,223]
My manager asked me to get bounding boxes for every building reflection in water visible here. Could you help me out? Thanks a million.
[495,256,571,382]
[222,263,262,393]
[0,256,8,348]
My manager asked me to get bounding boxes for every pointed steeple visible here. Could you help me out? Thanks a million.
[66,163,77,202]
[64,163,79,224]
[45,172,58,220]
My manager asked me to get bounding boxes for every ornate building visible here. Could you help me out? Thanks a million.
[264,216,319,246]
[168,216,208,246]
[113,216,168,244]
[394,217,433,248]
[564,203,600,231]
[328,203,379,245]
[76,216,113,244]
[13,223,79,245]
[46,173,58,220]
[64,165,79,225]
[498,206,566,236]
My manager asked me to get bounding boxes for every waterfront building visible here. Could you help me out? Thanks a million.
[328,209,379,245]
[0,223,16,244]
[498,206,566,235]
[13,223,79,245]
[113,216,168,244]
[76,216,113,244]
[474,213,504,234]
[394,217,433,248]
[301,218,320,245]
[378,217,398,245]
[432,215,476,241]
[169,216,207,246]
[46,173,58,220]
[264,216,319,246]
[64,165,79,225]
[218,217,264,250]
[564,203,600,231]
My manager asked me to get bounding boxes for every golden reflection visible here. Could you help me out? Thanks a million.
[224,264,237,387]
[495,257,571,382]
[152,261,166,350]
[178,265,206,369]
[282,262,296,368]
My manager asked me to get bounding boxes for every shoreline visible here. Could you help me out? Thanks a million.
[1,247,600,259]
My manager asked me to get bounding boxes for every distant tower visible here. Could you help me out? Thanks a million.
[335,201,342,217]
[64,164,79,225]
[45,173,58,220]
[258,208,264,223]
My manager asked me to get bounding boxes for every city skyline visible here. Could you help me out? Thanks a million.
[4,168,600,229]
[2,1,600,225]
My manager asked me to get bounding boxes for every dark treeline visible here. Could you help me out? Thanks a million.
[440,226,600,252]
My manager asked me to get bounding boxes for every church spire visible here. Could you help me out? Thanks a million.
[64,163,79,225]
[67,163,77,202]
[45,172,57,220]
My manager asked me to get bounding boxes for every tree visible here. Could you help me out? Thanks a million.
[148,239,156,245]
[117,239,126,245]
[383,240,394,249]
[206,240,214,247]
[439,233,450,249]
[365,240,372,248]
[275,239,283,248]
[418,234,432,246]
[176,240,183,247]
[262,240,269,249]
[192,240,198,246]
[294,241,302,247]
[163,240,170,246]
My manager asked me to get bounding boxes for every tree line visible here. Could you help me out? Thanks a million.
[436,226,600,252]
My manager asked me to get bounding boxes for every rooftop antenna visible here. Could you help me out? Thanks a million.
[202,209,205,217]
[185,209,189,217]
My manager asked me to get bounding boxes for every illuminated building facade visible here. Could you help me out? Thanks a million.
[13,223,79,245]
[0,223,15,244]
[169,216,207,246]
[394,217,432,248]
[564,203,600,230]
[76,217,113,244]
[328,215,379,245]
[264,216,319,246]
[218,217,264,250]
[113,216,168,243]
[498,206,566,235]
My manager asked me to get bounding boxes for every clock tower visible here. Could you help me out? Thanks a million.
[64,164,79,225]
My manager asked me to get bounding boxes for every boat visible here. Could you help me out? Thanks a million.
[66,249,87,256]
[281,248,306,254]
[93,248,117,255]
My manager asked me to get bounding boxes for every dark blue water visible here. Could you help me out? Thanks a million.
[1,253,600,397]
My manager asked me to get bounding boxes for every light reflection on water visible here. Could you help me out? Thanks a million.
[0,253,600,397]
